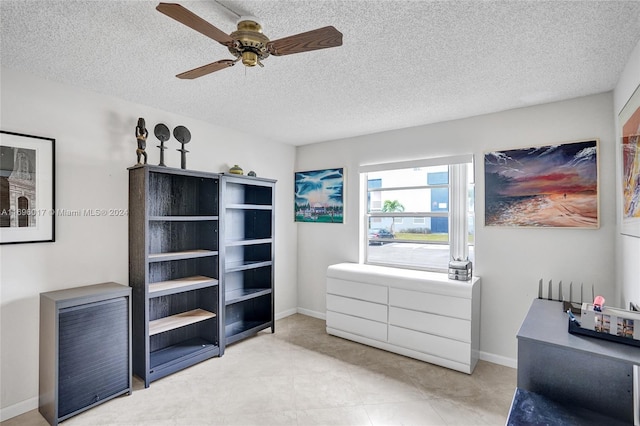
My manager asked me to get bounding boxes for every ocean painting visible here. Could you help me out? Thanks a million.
[485,140,599,228]
[620,83,640,237]
[295,168,344,223]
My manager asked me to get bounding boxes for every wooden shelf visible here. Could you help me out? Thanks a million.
[149,309,216,336]
[149,216,219,222]
[225,320,272,344]
[225,204,272,210]
[149,276,218,298]
[225,238,272,247]
[148,250,218,262]
[226,260,272,272]
[149,337,218,371]
[225,288,271,305]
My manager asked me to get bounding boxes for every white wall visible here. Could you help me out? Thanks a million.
[2,41,636,419]
[614,38,640,308]
[0,67,297,419]
[296,92,617,366]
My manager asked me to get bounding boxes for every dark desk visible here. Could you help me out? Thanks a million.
[507,387,628,426]
[515,299,639,425]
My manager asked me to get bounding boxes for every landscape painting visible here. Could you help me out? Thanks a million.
[620,83,640,238]
[295,168,344,223]
[484,140,599,228]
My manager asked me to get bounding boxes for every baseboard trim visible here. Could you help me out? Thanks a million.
[1,396,38,422]
[275,307,298,320]
[479,351,517,369]
[296,308,326,320]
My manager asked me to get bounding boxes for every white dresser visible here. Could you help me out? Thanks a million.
[326,263,481,374]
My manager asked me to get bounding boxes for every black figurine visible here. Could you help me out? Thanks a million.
[154,123,170,167]
[135,117,148,165]
[173,125,191,169]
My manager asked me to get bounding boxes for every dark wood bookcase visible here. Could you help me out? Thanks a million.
[128,165,222,387]
[220,174,276,352]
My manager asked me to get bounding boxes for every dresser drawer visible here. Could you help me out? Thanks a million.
[389,288,471,319]
[389,306,470,342]
[388,325,470,365]
[327,278,387,304]
[326,311,387,341]
[327,294,387,322]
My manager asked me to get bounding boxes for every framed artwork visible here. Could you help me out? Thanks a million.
[620,83,640,238]
[0,130,55,244]
[484,139,599,228]
[294,167,344,223]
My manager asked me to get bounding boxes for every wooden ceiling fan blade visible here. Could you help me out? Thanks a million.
[176,59,237,79]
[268,26,343,56]
[157,2,233,45]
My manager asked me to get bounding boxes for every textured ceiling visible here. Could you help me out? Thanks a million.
[2,1,640,145]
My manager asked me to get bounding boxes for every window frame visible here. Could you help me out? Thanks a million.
[359,155,474,273]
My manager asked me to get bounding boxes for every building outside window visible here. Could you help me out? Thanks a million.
[360,156,474,272]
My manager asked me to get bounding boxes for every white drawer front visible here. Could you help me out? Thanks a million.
[326,311,387,341]
[389,288,471,319]
[327,278,388,304]
[388,325,470,365]
[327,294,387,322]
[389,307,470,342]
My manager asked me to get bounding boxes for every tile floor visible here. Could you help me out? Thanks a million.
[3,314,516,426]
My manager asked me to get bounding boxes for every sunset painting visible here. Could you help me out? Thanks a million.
[295,168,344,223]
[620,84,640,237]
[485,140,599,228]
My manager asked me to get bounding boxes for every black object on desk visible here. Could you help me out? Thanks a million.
[569,316,640,348]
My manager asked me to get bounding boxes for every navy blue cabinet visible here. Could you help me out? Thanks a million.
[39,282,131,426]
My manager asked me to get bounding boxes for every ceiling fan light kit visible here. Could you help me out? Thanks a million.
[156,2,343,78]
[231,18,269,67]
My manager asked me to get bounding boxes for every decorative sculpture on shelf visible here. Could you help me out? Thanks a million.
[154,123,170,167]
[173,125,191,169]
[135,117,148,164]
[229,164,243,175]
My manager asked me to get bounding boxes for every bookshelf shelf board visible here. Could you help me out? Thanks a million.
[225,288,272,306]
[225,320,273,341]
[225,260,272,273]
[225,238,272,247]
[148,250,218,262]
[149,216,219,222]
[225,204,272,210]
[149,276,218,298]
[149,337,218,371]
[149,309,216,336]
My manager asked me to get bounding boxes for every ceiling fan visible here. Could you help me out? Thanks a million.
[156,2,343,79]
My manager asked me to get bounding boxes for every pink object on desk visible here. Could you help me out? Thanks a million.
[593,295,605,312]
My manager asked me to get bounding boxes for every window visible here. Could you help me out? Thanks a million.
[360,155,474,272]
